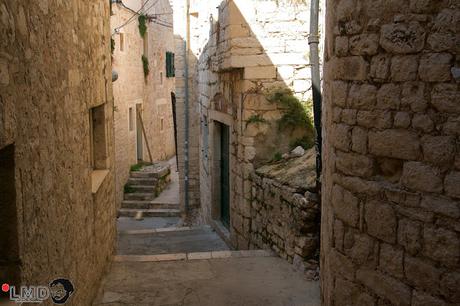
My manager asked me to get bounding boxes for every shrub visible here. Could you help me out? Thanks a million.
[265,87,314,132]
[246,114,268,126]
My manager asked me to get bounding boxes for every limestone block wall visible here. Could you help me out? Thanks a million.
[173,0,203,218]
[112,4,145,207]
[249,172,320,277]
[111,0,176,208]
[143,0,176,163]
[0,1,116,305]
[321,1,460,305]
[192,0,323,248]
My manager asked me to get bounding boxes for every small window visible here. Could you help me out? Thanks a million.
[166,52,175,78]
[160,118,164,131]
[129,107,134,131]
[160,72,163,85]
[89,104,108,170]
[119,33,124,52]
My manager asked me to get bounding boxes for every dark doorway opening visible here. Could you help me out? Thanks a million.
[0,144,20,300]
[219,123,230,228]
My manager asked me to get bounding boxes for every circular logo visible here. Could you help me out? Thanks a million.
[1,283,9,292]
[49,279,74,305]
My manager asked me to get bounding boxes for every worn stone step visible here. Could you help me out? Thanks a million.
[130,171,157,178]
[121,200,179,210]
[127,177,157,186]
[124,192,157,201]
[118,208,181,218]
[127,185,155,193]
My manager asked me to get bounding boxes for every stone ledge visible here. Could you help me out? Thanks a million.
[91,169,110,194]
[113,250,275,262]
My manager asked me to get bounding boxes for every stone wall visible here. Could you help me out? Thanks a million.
[112,4,145,207]
[321,1,460,305]
[249,172,320,278]
[191,0,323,249]
[0,1,116,305]
[111,0,176,207]
[173,0,202,218]
[143,0,176,163]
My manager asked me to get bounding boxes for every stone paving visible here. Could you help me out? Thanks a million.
[95,156,320,306]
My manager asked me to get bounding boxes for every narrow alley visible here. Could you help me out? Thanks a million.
[95,157,320,305]
[1,0,459,306]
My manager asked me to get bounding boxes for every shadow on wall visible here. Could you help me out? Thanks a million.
[197,0,315,168]
[190,0,321,271]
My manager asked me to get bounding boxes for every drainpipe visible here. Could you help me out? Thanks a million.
[309,0,322,191]
[184,0,190,213]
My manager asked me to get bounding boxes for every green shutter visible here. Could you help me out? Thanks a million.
[165,52,175,78]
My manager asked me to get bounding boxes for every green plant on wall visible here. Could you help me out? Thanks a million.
[273,152,283,162]
[142,55,149,77]
[138,14,147,37]
[290,136,314,150]
[124,184,135,193]
[265,87,314,132]
[246,114,268,127]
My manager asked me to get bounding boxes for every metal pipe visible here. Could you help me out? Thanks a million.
[309,0,322,191]
[184,0,190,213]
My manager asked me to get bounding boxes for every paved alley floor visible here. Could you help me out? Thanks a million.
[95,157,320,306]
[94,255,320,306]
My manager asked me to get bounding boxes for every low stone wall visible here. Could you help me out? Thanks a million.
[248,172,320,278]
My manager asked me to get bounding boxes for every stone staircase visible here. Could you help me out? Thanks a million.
[118,163,181,218]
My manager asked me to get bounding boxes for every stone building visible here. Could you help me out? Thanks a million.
[0,1,116,305]
[111,0,176,207]
[173,0,324,272]
[321,0,460,305]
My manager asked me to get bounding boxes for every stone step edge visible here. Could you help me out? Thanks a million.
[118,225,211,235]
[122,200,180,205]
[113,250,275,262]
[118,208,181,213]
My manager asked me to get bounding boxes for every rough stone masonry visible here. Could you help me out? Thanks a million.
[321,0,460,305]
[0,1,116,305]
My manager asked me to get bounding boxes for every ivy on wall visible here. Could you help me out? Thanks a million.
[138,14,147,37]
[142,55,149,77]
[265,87,314,131]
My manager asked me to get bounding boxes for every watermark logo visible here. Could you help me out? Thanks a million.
[1,278,74,304]
[49,279,74,304]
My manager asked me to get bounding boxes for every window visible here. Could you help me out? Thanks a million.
[129,107,134,131]
[119,33,124,52]
[166,52,175,77]
[160,72,163,85]
[160,118,164,131]
[89,104,107,170]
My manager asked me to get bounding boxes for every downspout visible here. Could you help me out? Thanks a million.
[309,0,322,191]
[184,0,190,213]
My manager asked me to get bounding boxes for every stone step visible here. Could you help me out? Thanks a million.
[130,171,157,178]
[130,167,170,179]
[124,192,157,201]
[118,208,181,218]
[121,200,179,210]
[127,177,157,186]
[127,185,155,193]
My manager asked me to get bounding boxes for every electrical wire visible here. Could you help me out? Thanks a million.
[112,0,173,34]
[112,0,155,34]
